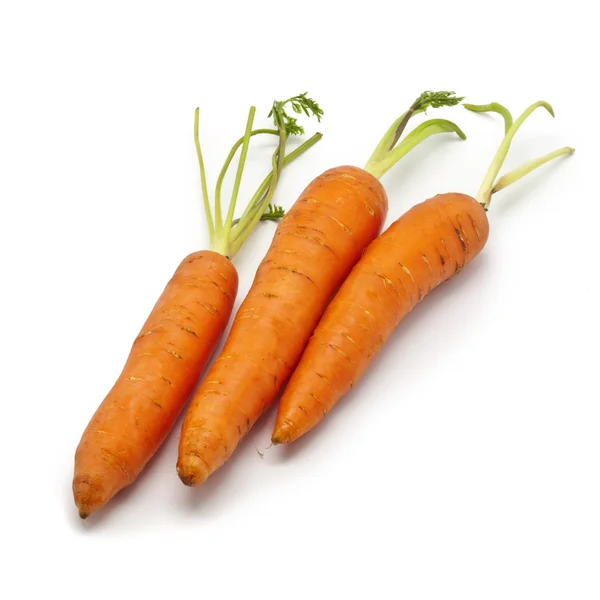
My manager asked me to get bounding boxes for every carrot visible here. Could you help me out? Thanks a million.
[177,90,467,485]
[72,94,323,518]
[272,100,574,444]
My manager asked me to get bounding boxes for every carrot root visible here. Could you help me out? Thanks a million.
[73,250,237,517]
[176,166,388,485]
[272,193,489,444]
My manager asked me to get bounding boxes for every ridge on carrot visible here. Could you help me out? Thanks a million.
[177,90,467,486]
[271,99,574,445]
[72,93,322,519]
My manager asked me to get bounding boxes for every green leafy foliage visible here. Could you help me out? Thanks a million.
[411,91,464,115]
[269,92,324,136]
[260,203,285,221]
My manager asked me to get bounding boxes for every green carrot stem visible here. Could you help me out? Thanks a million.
[229,133,321,256]
[213,128,279,233]
[363,90,464,180]
[231,133,322,235]
[463,102,514,134]
[195,93,322,258]
[491,147,574,194]
[213,107,256,256]
[194,108,215,247]
[365,118,466,180]
[365,111,408,167]
[474,100,555,209]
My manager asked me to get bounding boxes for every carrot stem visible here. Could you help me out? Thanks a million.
[491,146,575,194]
[213,93,322,258]
[470,100,571,209]
[194,94,321,258]
[230,133,323,239]
[363,90,465,180]
[213,129,279,227]
[213,107,256,256]
[463,102,513,134]
[365,111,408,167]
[229,126,286,257]
[365,118,466,180]
[194,108,215,247]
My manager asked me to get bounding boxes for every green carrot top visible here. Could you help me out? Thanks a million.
[195,93,323,258]
[363,90,466,180]
[464,100,574,210]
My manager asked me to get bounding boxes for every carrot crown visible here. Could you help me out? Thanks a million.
[464,101,574,210]
[194,93,323,258]
[363,90,466,180]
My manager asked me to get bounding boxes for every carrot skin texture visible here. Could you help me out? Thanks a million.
[73,250,237,517]
[272,193,489,444]
[177,166,388,485]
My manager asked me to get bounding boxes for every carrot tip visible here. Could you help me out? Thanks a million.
[271,431,292,445]
[176,457,209,487]
[78,510,90,520]
[178,472,197,487]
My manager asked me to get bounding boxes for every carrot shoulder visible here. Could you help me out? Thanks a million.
[272,99,574,444]
[177,90,467,486]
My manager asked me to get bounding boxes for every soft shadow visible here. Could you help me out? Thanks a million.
[270,253,491,464]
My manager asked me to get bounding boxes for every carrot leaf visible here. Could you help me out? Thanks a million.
[364,90,465,179]
[472,100,573,209]
[269,93,323,136]
[463,102,514,134]
[197,93,322,258]
[367,118,466,180]
[260,204,285,221]
[229,133,322,256]
[491,147,575,194]
[219,93,322,258]
[194,108,215,247]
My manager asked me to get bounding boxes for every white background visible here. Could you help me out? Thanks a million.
[1,1,598,598]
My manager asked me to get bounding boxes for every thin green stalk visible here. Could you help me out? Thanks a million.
[214,128,278,232]
[231,133,322,237]
[194,108,214,247]
[464,102,514,134]
[365,111,408,168]
[214,106,256,256]
[475,101,554,209]
[491,146,574,194]
[363,90,464,180]
[365,119,466,180]
[208,92,322,259]
[228,123,287,257]
[230,151,281,258]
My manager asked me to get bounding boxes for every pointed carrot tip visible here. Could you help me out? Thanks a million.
[176,456,209,487]
[271,425,295,445]
[73,478,103,520]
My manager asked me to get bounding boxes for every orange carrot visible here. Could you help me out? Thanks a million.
[272,100,574,444]
[177,90,467,486]
[73,94,322,518]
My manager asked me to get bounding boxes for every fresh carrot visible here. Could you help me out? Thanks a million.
[72,94,323,518]
[177,90,467,486]
[272,100,574,444]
